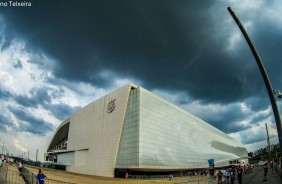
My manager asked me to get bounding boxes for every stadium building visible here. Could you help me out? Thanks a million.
[45,83,248,177]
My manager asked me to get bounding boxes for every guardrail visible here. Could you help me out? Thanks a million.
[0,166,76,184]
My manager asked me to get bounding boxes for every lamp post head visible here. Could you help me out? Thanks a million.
[273,90,282,99]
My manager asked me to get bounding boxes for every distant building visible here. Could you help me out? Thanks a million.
[45,83,248,177]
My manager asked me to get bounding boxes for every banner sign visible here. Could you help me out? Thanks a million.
[208,159,215,175]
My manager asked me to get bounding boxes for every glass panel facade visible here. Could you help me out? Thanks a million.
[116,87,248,169]
[138,87,247,168]
[116,88,140,167]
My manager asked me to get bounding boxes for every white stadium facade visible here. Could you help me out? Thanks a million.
[45,83,248,177]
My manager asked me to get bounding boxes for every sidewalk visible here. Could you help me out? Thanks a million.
[242,166,281,184]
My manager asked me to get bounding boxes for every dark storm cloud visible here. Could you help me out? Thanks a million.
[8,106,54,135]
[51,103,79,121]
[249,113,271,125]
[29,87,79,120]
[1,0,281,143]
[2,0,277,103]
[13,87,51,109]
[244,97,270,112]
[14,95,37,108]
[279,102,282,111]
[0,89,12,99]
[249,18,282,90]
[199,100,272,134]
[47,77,90,97]
[0,24,14,52]
[1,86,78,135]
[241,132,267,145]
[201,106,252,133]
[31,87,53,105]
[13,87,79,120]
[0,114,13,132]
[14,59,23,69]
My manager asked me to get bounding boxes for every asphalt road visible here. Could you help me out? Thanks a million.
[242,166,281,184]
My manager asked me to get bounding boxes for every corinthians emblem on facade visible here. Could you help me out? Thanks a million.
[107,98,116,113]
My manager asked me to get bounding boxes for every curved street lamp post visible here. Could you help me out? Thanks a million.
[227,7,282,180]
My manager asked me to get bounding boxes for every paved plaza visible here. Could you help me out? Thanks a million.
[241,166,281,184]
[3,164,281,184]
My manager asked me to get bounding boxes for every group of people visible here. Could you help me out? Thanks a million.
[0,154,14,166]
[216,165,244,184]
[215,160,278,183]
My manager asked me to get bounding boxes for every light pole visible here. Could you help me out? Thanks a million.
[265,123,271,160]
[227,7,282,180]
[36,149,38,162]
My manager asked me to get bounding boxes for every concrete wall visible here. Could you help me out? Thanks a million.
[66,84,134,177]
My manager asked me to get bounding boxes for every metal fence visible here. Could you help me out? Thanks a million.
[128,174,211,184]
[128,174,170,179]
[0,166,25,184]
[172,178,213,184]
[0,166,75,184]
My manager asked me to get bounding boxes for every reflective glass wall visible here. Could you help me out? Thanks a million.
[116,87,248,169]
[116,88,140,167]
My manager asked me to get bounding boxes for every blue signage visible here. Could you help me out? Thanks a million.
[208,159,214,166]
[208,159,215,175]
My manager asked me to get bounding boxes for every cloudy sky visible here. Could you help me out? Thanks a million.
[0,0,281,161]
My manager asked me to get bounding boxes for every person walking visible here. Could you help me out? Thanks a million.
[18,162,23,174]
[237,165,243,184]
[169,174,173,181]
[263,163,268,181]
[36,168,47,184]
[270,160,274,174]
[229,166,236,184]
[217,169,223,184]
[226,168,230,183]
